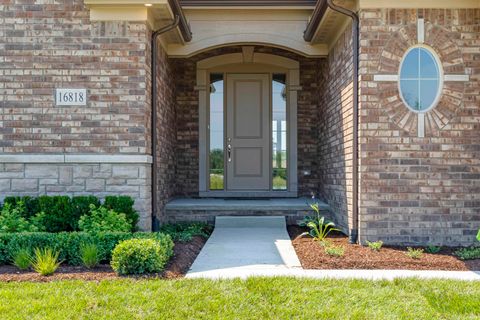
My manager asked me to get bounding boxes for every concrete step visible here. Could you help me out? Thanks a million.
[215,216,286,228]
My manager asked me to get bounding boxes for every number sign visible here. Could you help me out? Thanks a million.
[55,89,87,106]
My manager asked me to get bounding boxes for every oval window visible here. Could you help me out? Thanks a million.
[399,46,442,112]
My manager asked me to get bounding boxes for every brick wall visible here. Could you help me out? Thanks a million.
[359,8,480,245]
[0,1,151,153]
[0,1,153,229]
[172,46,323,196]
[317,23,354,233]
[151,33,177,223]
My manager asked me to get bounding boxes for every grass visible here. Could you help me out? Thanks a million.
[0,278,479,319]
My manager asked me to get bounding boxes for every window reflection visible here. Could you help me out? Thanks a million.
[272,74,287,190]
[209,73,224,190]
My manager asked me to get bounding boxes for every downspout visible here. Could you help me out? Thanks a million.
[325,0,360,244]
[151,16,180,231]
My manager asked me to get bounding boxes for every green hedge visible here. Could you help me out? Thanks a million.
[0,232,171,266]
[1,195,137,232]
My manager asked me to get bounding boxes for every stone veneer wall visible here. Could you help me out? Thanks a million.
[172,46,323,196]
[0,163,152,230]
[359,8,480,245]
[317,24,354,233]
[0,1,153,229]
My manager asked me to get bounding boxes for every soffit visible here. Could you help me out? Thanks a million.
[308,0,355,50]
[84,0,185,44]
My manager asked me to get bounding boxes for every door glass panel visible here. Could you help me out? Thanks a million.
[272,74,287,190]
[209,73,224,190]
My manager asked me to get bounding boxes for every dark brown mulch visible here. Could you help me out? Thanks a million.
[288,225,480,271]
[0,236,207,282]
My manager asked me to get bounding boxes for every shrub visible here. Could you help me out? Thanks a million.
[80,243,100,268]
[78,204,131,233]
[0,202,37,233]
[425,245,441,254]
[455,247,480,260]
[12,248,31,270]
[405,247,424,259]
[36,196,76,232]
[159,222,212,242]
[71,196,101,230]
[366,240,383,251]
[0,231,171,266]
[31,248,62,276]
[2,196,39,219]
[111,237,174,275]
[103,196,139,231]
[324,245,345,257]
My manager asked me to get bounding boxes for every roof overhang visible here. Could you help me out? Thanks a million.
[84,0,192,43]
[168,7,328,57]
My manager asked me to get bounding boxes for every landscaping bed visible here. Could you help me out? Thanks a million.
[289,225,480,271]
[0,235,207,282]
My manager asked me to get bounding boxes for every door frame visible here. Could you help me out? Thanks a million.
[196,49,301,197]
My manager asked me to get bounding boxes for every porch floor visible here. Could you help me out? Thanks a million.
[164,198,331,224]
[165,197,329,211]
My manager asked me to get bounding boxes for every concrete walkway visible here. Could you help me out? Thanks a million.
[186,216,302,278]
[186,216,480,281]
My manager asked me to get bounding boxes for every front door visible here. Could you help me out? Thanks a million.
[226,74,270,190]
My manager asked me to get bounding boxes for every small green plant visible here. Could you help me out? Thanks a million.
[366,240,383,251]
[159,222,212,242]
[455,247,480,260]
[0,202,37,233]
[80,243,100,268]
[325,245,345,257]
[30,248,62,276]
[425,245,441,254]
[11,248,31,270]
[477,229,480,242]
[405,247,424,259]
[111,238,174,275]
[301,203,339,242]
[78,204,131,233]
[103,196,139,231]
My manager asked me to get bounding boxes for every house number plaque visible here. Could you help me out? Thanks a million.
[55,89,87,106]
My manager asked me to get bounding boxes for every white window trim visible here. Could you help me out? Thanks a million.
[397,44,444,114]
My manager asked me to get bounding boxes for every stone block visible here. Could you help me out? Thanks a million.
[74,166,93,178]
[0,179,11,192]
[59,166,73,185]
[86,179,105,192]
[25,165,58,179]
[11,179,38,192]
[112,165,139,179]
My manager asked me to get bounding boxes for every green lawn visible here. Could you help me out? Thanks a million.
[0,277,479,319]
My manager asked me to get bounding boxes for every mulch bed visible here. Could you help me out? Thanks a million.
[288,226,480,271]
[0,236,207,282]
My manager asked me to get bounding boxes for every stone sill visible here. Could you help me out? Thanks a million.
[0,154,153,164]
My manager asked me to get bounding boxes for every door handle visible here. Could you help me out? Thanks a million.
[227,144,232,162]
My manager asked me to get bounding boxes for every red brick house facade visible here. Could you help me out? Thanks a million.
[0,0,478,245]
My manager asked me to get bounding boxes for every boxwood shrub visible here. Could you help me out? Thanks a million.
[111,238,174,275]
[1,195,136,233]
[0,232,171,266]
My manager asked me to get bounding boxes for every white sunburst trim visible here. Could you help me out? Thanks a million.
[372,19,470,137]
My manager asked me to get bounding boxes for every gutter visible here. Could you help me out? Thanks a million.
[151,16,180,231]
[168,0,193,42]
[305,0,360,243]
